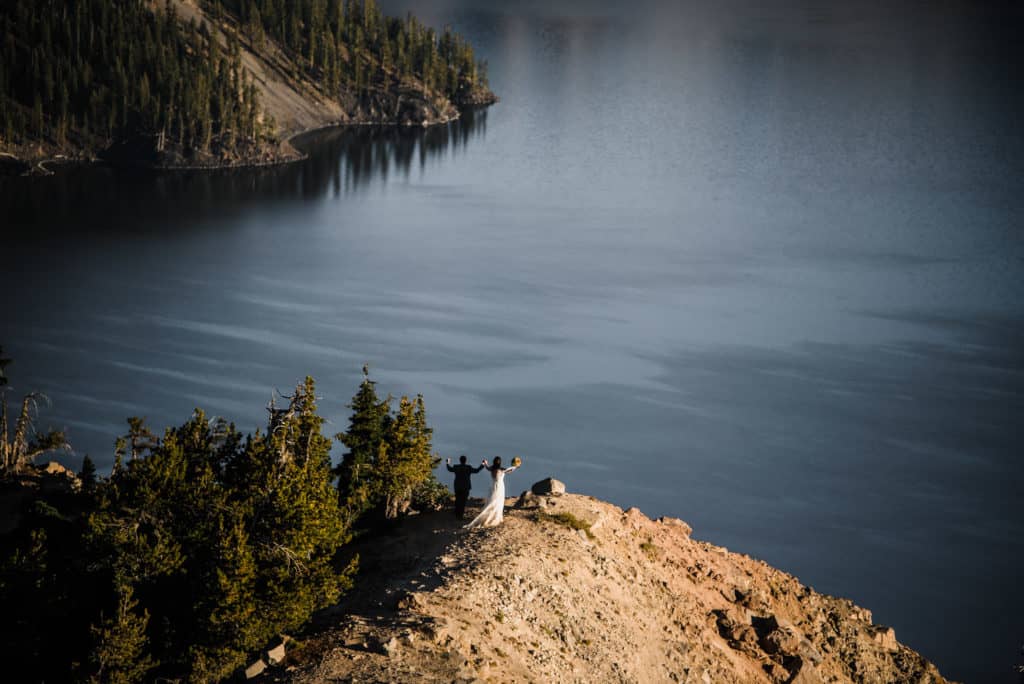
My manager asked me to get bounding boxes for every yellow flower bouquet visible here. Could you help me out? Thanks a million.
[511,456,522,467]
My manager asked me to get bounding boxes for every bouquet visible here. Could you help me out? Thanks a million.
[511,456,522,467]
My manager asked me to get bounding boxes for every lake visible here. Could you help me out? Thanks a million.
[2,0,1022,680]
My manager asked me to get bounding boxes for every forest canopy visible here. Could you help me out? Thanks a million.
[0,0,492,163]
[0,366,448,682]
[0,0,266,156]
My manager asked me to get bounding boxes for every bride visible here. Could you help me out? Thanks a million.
[465,456,520,529]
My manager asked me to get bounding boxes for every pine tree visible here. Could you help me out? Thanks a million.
[186,515,261,681]
[376,394,435,518]
[87,393,349,680]
[335,364,389,521]
[88,586,157,684]
[335,369,438,522]
[240,377,351,632]
[79,454,97,489]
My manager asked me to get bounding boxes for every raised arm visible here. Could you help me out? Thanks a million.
[471,465,484,473]
[502,465,519,474]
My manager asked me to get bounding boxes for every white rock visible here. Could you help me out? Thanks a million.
[267,642,286,665]
[244,659,267,679]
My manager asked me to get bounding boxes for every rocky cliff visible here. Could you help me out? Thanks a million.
[260,488,952,684]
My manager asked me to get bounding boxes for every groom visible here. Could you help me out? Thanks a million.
[446,455,484,519]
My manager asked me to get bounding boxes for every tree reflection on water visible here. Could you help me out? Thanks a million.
[295,105,487,198]
[0,107,489,235]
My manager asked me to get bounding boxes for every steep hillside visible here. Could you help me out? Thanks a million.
[165,0,485,134]
[262,491,952,683]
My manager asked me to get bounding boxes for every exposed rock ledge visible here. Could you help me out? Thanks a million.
[262,492,952,683]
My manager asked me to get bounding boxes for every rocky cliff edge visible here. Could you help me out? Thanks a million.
[262,489,951,684]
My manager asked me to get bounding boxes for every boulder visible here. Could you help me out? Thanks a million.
[763,661,790,682]
[381,636,399,656]
[786,656,824,684]
[531,478,565,496]
[729,624,759,652]
[798,639,824,666]
[43,462,72,476]
[244,659,267,679]
[623,507,648,529]
[762,627,800,656]
[872,626,898,652]
[38,462,80,493]
[739,588,772,614]
[658,516,693,537]
[396,591,425,611]
[267,642,286,665]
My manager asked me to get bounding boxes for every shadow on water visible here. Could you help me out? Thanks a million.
[293,105,488,197]
[0,107,488,236]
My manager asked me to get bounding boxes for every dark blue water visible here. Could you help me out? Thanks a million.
[3,1,1023,680]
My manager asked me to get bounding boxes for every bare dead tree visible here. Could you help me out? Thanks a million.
[1,390,70,477]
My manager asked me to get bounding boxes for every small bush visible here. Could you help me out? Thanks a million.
[533,511,594,540]
[639,538,659,559]
[411,472,451,512]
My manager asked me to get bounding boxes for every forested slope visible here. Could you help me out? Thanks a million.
[0,0,495,171]
[0,361,451,682]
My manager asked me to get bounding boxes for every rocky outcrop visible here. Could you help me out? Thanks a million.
[531,477,566,495]
[268,493,952,683]
[453,84,500,108]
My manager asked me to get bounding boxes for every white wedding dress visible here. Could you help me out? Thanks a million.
[465,466,518,528]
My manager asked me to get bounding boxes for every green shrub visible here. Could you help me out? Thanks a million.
[533,511,595,540]
[412,472,452,512]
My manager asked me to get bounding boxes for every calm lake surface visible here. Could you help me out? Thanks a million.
[3,0,1022,680]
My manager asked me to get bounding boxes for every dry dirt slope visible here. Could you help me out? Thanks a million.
[266,492,951,684]
[166,0,459,140]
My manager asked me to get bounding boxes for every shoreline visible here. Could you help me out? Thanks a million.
[0,104,486,177]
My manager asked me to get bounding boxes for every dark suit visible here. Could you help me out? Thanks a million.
[447,462,483,518]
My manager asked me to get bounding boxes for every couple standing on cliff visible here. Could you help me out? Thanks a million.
[446,455,521,528]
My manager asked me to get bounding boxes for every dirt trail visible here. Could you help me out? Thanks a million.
[266,493,952,684]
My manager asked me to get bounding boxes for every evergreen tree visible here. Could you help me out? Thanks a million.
[185,515,261,681]
[336,368,439,522]
[79,454,97,489]
[1,0,271,158]
[0,365,446,680]
[335,364,389,522]
[234,377,352,634]
[88,586,157,684]
[376,394,435,519]
[88,390,350,681]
